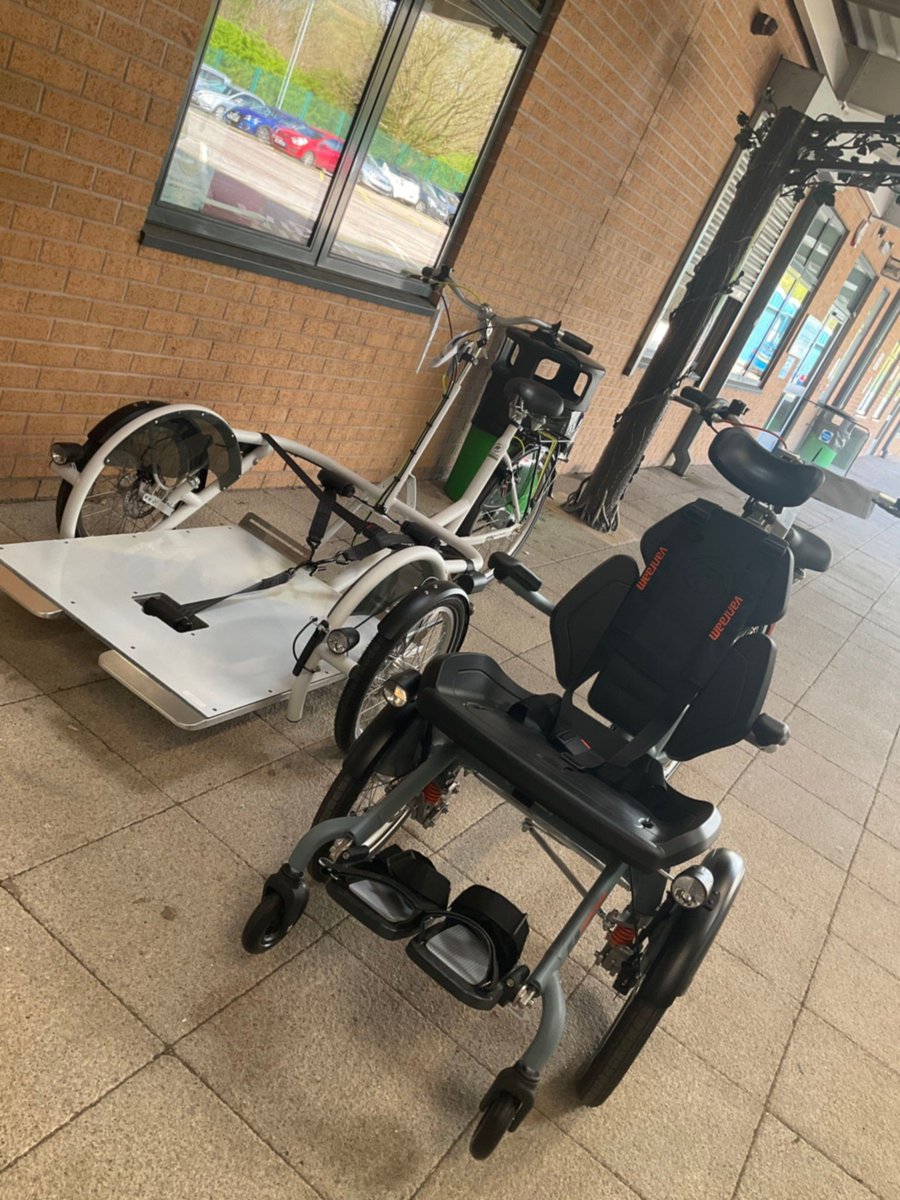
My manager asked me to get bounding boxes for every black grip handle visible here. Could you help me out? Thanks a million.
[559,329,593,354]
[680,386,719,409]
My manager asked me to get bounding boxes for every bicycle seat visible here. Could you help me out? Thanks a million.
[709,428,824,508]
[504,377,565,420]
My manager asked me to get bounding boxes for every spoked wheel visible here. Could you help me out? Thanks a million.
[334,592,469,752]
[577,849,744,1105]
[307,754,419,882]
[458,436,555,562]
[255,125,271,143]
[56,417,210,537]
[575,989,666,1107]
[470,1093,518,1160]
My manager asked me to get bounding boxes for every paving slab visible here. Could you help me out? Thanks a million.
[0,655,40,705]
[53,679,297,803]
[548,977,762,1200]
[0,694,170,878]
[806,934,900,1074]
[660,944,799,1098]
[850,828,900,902]
[0,889,158,1170]
[867,791,900,848]
[831,874,900,979]
[729,757,862,869]
[10,808,321,1041]
[0,594,106,693]
[717,795,845,919]
[415,1110,639,1200]
[179,936,489,1200]
[735,1113,880,1200]
[771,1010,900,1200]
[0,1056,316,1200]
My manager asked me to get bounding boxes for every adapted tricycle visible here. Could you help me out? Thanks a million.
[0,271,603,745]
[241,389,900,1159]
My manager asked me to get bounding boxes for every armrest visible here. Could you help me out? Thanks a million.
[745,713,790,752]
[488,552,554,616]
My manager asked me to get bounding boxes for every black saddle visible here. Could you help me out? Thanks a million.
[786,524,832,574]
[419,498,794,870]
[710,427,824,508]
[504,377,565,420]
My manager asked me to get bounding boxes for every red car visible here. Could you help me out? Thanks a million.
[272,122,344,172]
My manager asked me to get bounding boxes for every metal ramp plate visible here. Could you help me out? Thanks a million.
[0,525,355,728]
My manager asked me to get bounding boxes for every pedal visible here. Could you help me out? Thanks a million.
[325,845,450,941]
[407,886,528,1010]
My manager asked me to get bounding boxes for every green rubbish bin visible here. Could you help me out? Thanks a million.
[795,404,869,476]
[444,327,605,501]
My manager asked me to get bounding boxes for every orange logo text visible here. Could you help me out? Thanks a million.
[636,546,667,591]
[709,595,743,641]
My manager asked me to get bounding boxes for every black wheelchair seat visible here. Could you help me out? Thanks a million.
[709,427,824,508]
[418,654,720,870]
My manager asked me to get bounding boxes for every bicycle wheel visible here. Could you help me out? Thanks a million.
[307,753,416,882]
[57,414,210,537]
[334,591,469,752]
[458,436,555,561]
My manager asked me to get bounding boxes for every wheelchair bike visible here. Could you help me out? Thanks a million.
[0,270,601,744]
[241,397,862,1159]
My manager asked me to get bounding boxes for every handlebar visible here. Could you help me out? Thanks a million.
[421,264,593,355]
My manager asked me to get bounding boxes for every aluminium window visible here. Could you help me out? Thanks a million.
[624,138,797,374]
[144,0,543,310]
[728,207,845,387]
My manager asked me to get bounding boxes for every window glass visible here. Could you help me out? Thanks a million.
[859,340,900,416]
[329,0,522,274]
[160,0,395,248]
[729,208,844,386]
[147,0,539,304]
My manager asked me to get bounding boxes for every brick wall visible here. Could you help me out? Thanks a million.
[0,0,862,505]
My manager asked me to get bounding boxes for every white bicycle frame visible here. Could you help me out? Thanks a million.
[39,293,560,728]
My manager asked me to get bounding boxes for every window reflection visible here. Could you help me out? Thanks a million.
[160,0,393,246]
[330,0,521,274]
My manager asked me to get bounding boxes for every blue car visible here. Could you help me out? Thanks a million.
[223,101,290,143]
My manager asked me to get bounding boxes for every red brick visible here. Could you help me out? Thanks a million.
[0,168,53,205]
[83,72,149,120]
[98,12,165,65]
[10,39,84,91]
[26,146,94,188]
[57,25,127,78]
[0,1,59,51]
[53,186,118,222]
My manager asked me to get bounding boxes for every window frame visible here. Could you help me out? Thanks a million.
[142,0,543,312]
[726,206,847,391]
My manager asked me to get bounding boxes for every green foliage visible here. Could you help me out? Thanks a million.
[207,18,287,87]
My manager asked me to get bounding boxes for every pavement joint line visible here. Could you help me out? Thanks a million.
[726,708,900,1200]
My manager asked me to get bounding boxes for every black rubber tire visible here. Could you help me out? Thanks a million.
[214,104,226,118]
[415,199,426,214]
[306,755,413,882]
[301,150,315,166]
[457,439,555,562]
[334,592,469,752]
[470,1094,518,1160]
[256,125,271,142]
[575,991,666,1106]
[56,412,210,537]
[242,887,307,954]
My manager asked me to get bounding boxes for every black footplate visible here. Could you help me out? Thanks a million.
[325,845,450,940]
[407,886,529,1010]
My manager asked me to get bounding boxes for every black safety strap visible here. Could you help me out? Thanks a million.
[263,433,380,549]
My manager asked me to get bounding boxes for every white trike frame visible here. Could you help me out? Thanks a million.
[1,283,572,732]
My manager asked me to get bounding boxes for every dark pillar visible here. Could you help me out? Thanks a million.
[565,106,813,530]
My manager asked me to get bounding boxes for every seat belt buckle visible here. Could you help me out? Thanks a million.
[553,730,603,771]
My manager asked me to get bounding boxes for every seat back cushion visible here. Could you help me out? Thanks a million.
[550,555,638,691]
[588,500,791,734]
[665,631,775,760]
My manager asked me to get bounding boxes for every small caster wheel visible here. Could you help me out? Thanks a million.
[241,871,308,954]
[469,1092,518,1160]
